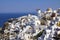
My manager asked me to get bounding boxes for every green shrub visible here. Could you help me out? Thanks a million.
[33,30,44,39]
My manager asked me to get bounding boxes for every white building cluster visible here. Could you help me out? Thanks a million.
[2,8,60,40]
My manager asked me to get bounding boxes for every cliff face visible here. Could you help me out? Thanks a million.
[0,28,2,30]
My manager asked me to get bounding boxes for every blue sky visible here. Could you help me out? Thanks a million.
[0,0,60,13]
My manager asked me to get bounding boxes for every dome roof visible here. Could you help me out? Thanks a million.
[46,8,52,12]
